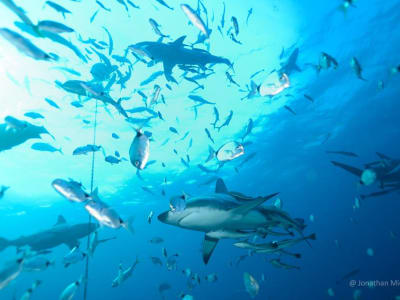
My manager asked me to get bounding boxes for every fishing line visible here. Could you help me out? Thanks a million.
[83,98,98,300]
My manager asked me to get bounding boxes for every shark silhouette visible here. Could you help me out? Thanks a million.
[129,36,232,83]
[0,215,97,252]
[0,119,53,152]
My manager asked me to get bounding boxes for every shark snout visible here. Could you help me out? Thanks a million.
[157,211,168,223]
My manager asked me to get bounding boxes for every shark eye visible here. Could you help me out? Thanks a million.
[134,160,140,167]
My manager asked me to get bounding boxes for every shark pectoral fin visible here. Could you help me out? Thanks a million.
[203,234,219,265]
[229,193,279,215]
[54,215,67,226]
[163,61,177,83]
[331,161,363,177]
[215,178,228,194]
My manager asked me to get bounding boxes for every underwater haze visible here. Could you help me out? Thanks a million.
[0,0,400,299]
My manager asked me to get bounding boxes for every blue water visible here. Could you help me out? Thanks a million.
[1,0,400,299]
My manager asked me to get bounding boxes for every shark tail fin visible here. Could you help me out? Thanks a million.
[203,235,219,264]
[0,237,9,252]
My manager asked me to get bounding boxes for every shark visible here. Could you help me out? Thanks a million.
[331,152,400,187]
[158,178,305,264]
[279,48,301,75]
[0,119,53,152]
[129,36,231,83]
[0,215,97,252]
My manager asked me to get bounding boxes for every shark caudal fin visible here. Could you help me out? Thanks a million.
[203,235,219,264]
[215,178,228,194]
[0,237,10,252]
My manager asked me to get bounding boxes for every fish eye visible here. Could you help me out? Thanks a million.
[134,160,140,167]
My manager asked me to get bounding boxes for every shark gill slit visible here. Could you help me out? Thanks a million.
[83,98,98,300]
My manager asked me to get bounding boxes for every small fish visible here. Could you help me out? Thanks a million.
[220,2,226,28]
[216,110,233,131]
[45,1,71,18]
[181,4,210,37]
[45,98,60,109]
[246,8,253,25]
[243,272,259,298]
[73,145,102,156]
[336,268,360,284]
[188,95,215,105]
[204,128,215,144]
[105,155,121,165]
[31,142,62,154]
[0,28,52,61]
[70,101,83,108]
[149,237,164,244]
[112,133,120,139]
[250,69,264,79]
[269,258,300,270]
[242,118,253,141]
[129,130,150,170]
[24,112,44,119]
[231,16,239,35]
[150,256,162,266]
[102,27,113,56]
[149,18,169,38]
[96,0,111,12]
[284,105,297,115]
[37,20,74,34]
[162,247,168,258]
[325,151,358,157]
[90,10,99,23]
[169,127,179,135]
[52,178,89,203]
[211,107,219,129]
[230,33,242,45]
[155,0,173,10]
[304,94,314,103]
[63,247,86,268]
[226,72,240,87]
[59,277,82,300]
[147,211,154,224]
[350,57,367,81]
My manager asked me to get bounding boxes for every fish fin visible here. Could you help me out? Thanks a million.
[229,193,279,215]
[215,178,228,194]
[163,61,177,83]
[122,216,135,235]
[294,64,302,72]
[331,161,363,177]
[64,240,79,250]
[203,234,219,264]
[54,215,67,226]
[170,35,186,47]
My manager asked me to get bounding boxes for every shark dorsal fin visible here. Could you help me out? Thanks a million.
[171,36,186,47]
[229,193,279,215]
[215,178,228,194]
[55,215,67,226]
